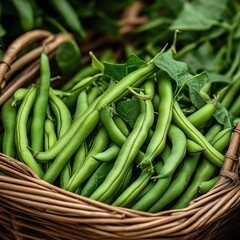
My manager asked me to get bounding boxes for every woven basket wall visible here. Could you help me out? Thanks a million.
[0,30,240,240]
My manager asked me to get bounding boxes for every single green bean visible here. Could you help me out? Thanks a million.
[73,90,89,120]
[1,97,17,158]
[15,85,44,177]
[220,79,240,109]
[229,94,240,117]
[44,118,57,151]
[62,66,99,91]
[49,0,86,39]
[92,144,120,162]
[187,100,216,129]
[12,0,34,31]
[30,51,51,152]
[87,85,102,105]
[113,115,130,137]
[198,175,220,194]
[12,88,29,107]
[138,74,173,171]
[43,118,57,172]
[152,124,187,179]
[49,88,72,139]
[63,73,102,110]
[186,139,205,155]
[99,106,127,147]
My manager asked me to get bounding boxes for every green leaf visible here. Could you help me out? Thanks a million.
[214,102,232,128]
[104,54,146,81]
[55,41,81,78]
[116,98,140,128]
[153,51,192,86]
[153,51,209,108]
[170,0,228,31]
[188,73,209,108]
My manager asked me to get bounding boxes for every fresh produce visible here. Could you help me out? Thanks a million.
[0,0,240,213]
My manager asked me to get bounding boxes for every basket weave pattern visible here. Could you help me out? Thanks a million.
[0,30,240,240]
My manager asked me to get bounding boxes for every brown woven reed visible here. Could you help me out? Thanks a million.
[0,30,240,240]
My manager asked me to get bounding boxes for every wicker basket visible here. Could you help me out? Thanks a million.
[0,30,240,240]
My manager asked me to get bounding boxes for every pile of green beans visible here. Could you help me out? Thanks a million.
[1,49,239,213]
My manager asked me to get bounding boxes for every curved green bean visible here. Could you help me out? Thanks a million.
[1,97,17,158]
[172,100,225,167]
[15,85,44,177]
[152,124,187,179]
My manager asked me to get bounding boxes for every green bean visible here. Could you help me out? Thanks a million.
[112,168,153,207]
[99,106,127,147]
[172,100,225,167]
[51,89,72,99]
[62,66,99,91]
[152,92,160,112]
[44,118,57,151]
[37,64,157,184]
[203,123,223,142]
[71,141,88,176]
[108,164,134,204]
[49,0,86,39]
[1,97,17,158]
[159,144,171,163]
[132,181,155,204]
[92,144,120,162]
[172,126,232,209]
[50,88,72,135]
[199,82,211,101]
[90,88,155,202]
[63,73,102,110]
[30,51,51,152]
[12,88,29,107]
[15,85,44,178]
[12,0,34,31]
[187,100,216,129]
[43,118,57,172]
[132,160,164,205]
[81,161,115,197]
[198,175,220,194]
[186,139,205,155]
[66,126,109,192]
[152,124,187,179]
[35,62,157,162]
[73,90,89,120]
[148,153,201,212]
[131,160,172,211]
[87,85,102,105]
[220,79,240,109]
[113,115,130,137]
[60,161,72,189]
[138,74,173,171]
[229,94,240,117]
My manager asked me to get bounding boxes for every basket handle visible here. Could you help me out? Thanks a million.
[221,123,240,180]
